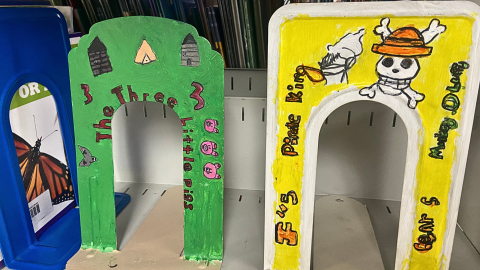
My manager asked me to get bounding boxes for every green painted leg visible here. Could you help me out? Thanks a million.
[79,175,116,252]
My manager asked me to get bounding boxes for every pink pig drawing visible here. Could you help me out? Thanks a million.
[204,119,219,133]
[201,141,218,156]
[204,163,221,179]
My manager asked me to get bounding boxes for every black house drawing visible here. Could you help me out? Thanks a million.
[181,34,200,67]
[88,37,113,77]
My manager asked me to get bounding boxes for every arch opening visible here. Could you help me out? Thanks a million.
[312,100,408,269]
[111,100,183,249]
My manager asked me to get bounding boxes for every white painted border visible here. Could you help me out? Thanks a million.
[265,2,480,270]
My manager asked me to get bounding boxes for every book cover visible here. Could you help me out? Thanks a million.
[149,0,160,16]
[211,6,226,66]
[245,0,259,68]
[9,82,76,235]
[133,0,145,15]
[231,0,246,68]
[260,0,270,62]
[107,0,123,17]
[97,0,113,19]
[158,0,180,19]
[268,0,283,17]
[80,0,98,24]
[253,0,266,68]
[197,0,212,44]
[174,0,185,21]
[237,0,253,68]
[206,6,216,50]
[217,0,234,67]
[138,0,154,16]
[69,0,92,33]
[180,0,206,38]
[90,0,107,20]
[224,0,240,68]
[100,0,121,18]
[117,0,135,16]
[73,8,91,34]
[0,0,51,5]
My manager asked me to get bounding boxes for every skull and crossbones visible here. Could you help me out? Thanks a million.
[359,18,446,109]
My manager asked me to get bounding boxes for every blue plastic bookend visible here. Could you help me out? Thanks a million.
[0,8,81,270]
[115,192,131,216]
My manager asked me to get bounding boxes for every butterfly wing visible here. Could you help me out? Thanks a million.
[25,162,46,203]
[13,133,32,175]
[12,133,39,198]
[38,153,75,205]
[13,132,74,205]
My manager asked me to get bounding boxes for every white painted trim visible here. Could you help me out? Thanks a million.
[270,1,480,20]
[440,6,480,269]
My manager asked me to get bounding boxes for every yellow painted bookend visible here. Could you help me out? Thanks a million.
[264,2,480,270]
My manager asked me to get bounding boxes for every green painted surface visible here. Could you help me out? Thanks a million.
[68,17,224,260]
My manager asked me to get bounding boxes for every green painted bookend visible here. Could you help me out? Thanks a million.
[68,17,224,261]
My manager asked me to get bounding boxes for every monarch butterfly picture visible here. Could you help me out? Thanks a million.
[13,132,75,205]
[9,83,76,231]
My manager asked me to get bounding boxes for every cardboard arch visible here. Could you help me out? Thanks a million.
[264,2,480,270]
[69,17,224,260]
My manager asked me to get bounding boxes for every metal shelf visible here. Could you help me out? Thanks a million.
[61,182,480,270]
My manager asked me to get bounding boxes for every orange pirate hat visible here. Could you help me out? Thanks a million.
[372,27,432,57]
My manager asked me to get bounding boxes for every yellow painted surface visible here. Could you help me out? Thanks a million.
[272,15,474,269]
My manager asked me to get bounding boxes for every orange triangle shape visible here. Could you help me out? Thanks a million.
[135,39,156,64]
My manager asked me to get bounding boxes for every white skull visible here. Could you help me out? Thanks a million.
[375,56,419,80]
